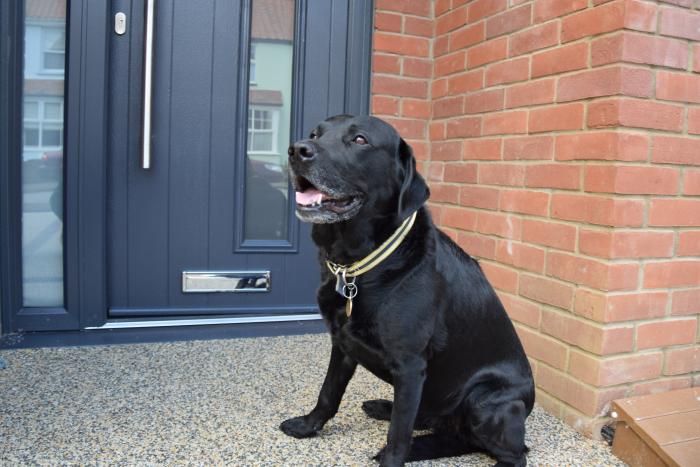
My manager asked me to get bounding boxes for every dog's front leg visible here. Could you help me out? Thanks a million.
[376,357,426,467]
[280,344,357,438]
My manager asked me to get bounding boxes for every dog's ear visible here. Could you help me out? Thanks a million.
[397,138,430,219]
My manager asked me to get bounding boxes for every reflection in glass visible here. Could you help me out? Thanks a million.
[244,0,295,241]
[22,0,66,306]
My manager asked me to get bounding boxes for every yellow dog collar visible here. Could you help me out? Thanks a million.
[325,211,418,316]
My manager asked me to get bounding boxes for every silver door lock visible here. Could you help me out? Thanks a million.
[115,12,126,35]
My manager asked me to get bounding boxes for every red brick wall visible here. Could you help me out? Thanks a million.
[372,0,700,437]
[372,0,434,172]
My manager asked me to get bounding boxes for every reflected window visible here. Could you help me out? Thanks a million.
[22,0,66,307]
[244,0,295,241]
[247,107,278,153]
[41,27,65,72]
[23,98,63,148]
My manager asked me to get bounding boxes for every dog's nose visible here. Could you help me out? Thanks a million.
[288,141,316,161]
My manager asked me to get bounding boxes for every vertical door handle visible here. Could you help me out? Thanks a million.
[142,0,155,169]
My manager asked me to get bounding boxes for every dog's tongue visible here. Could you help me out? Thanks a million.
[295,188,323,206]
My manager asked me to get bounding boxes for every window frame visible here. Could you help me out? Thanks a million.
[0,0,87,333]
[249,43,257,85]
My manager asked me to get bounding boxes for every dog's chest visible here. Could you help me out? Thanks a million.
[319,283,393,382]
[338,322,392,383]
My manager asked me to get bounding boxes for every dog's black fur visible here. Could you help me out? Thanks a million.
[280,115,535,467]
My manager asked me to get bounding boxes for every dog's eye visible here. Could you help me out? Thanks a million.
[353,135,368,145]
[309,131,318,140]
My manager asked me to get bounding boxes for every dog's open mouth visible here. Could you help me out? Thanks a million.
[293,175,362,223]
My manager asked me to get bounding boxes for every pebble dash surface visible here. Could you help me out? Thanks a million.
[0,334,626,466]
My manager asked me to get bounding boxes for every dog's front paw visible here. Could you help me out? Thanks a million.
[279,416,319,439]
[373,446,405,467]
[372,446,385,462]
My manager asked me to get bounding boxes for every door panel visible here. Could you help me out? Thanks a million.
[107,0,369,317]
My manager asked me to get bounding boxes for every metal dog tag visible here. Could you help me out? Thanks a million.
[335,274,345,296]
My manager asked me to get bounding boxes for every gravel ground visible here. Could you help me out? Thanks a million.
[0,334,625,466]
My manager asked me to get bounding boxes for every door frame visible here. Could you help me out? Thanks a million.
[0,0,373,336]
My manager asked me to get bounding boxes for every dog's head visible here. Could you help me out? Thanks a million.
[288,115,429,224]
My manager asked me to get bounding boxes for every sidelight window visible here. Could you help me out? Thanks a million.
[21,0,66,307]
[243,0,295,242]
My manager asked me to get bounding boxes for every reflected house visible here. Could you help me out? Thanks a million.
[23,0,65,164]
[248,0,294,170]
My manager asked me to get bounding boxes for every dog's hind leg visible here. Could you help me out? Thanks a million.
[362,399,393,421]
[471,399,529,467]
[362,399,432,429]
[402,433,478,462]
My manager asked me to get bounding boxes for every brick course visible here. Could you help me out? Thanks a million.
[372,0,700,438]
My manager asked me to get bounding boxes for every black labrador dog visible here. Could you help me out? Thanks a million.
[280,115,534,467]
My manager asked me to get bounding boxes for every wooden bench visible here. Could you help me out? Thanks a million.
[612,387,700,467]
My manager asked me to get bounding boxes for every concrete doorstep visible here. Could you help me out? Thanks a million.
[0,334,625,466]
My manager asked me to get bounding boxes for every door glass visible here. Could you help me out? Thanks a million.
[21,0,66,307]
[244,0,295,241]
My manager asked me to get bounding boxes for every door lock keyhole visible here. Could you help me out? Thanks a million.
[115,12,126,35]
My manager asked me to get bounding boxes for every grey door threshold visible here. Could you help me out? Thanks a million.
[86,313,322,329]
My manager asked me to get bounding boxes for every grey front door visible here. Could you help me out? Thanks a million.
[106,0,370,318]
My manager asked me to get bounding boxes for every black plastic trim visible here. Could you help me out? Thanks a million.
[0,319,325,349]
